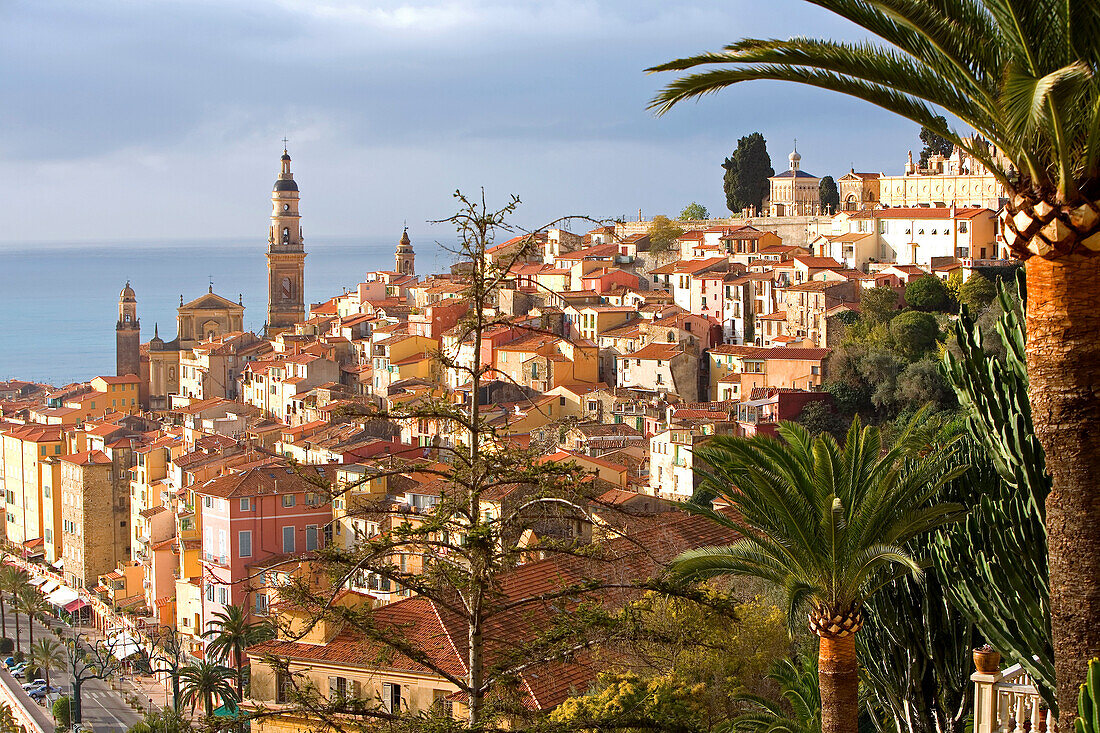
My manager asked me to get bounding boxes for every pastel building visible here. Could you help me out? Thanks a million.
[192,465,333,639]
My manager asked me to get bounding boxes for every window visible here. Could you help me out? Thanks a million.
[305,525,318,552]
[382,683,402,714]
[240,497,253,512]
[239,530,252,558]
[217,586,228,605]
[282,494,295,508]
[304,492,318,506]
[282,526,295,553]
[276,671,293,704]
[206,584,214,601]
[433,689,454,717]
[255,593,268,614]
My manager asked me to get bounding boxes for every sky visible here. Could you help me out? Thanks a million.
[3,0,924,245]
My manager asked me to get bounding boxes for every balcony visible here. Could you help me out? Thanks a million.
[972,664,1053,733]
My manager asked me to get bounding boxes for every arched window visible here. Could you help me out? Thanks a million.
[282,227,290,243]
[281,277,293,300]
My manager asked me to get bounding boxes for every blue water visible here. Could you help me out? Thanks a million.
[0,236,454,385]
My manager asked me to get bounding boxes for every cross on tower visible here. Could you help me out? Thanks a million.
[282,136,289,151]
[208,274,214,293]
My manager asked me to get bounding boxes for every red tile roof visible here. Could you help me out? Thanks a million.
[710,344,831,360]
[60,449,112,466]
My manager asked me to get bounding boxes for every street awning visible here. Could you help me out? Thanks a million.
[51,558,64,570]
[107,632,141,660]
[28,577,47,587]
[39,580,60,594]
[63,599,87,613]
[46,587,79,607]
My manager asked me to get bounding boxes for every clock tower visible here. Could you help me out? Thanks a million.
[266,147,306,334]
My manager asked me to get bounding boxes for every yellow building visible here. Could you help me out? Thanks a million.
[494,334,599,393]
[90,375,141,415]
[1,424,65,552]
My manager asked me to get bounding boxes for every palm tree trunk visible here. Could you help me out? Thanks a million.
[818,633,859,733]
[0,594,7,641]
[1025,253,1100,729]
[12,612,19,655]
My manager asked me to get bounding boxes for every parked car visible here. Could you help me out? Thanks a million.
[2,657,16,668]
[29,685,60,701]
[22,679,46,691]
[12,665,33,678]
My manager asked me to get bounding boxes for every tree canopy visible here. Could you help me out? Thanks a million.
[680,202,710,221]
[819,176,840,214]
[860,287,900,325]
[959,273,998,313]
[649,215,685,253]
[721,133,773,214]
[919,115,954,167]
[905,275,952,312]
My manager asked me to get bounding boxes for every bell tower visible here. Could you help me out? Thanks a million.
[395,226,415,276]
[266,146,306,334]
[116,281,141,377]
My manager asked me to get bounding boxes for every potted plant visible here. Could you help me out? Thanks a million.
[974,643,1002,674]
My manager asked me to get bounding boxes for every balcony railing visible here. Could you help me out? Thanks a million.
[973,664,1053,733]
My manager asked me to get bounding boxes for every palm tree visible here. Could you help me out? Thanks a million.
[1,569,30,654]
[728,656,821,733]
[668,417,964,733]
[0,557,12,643]
[648,5,1100,724]
[27,638,65,689]
[15,586,47,649]
[179,661,237,719]
[203,604,273,702]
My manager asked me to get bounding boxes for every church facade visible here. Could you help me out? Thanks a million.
[767,145,822,217]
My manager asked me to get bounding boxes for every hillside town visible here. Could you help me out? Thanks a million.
[0,138,1031,731]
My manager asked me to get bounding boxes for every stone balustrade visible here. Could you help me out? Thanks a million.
[972,663,1054,733]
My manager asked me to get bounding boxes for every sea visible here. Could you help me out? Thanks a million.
[0,236,456,386]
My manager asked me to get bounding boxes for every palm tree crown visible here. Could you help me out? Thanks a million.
[204,605,272,666]
[670,416,966,632]
[649,0,1100,212]
[15,586,47,648]
[179,661,237,718]
[28,638,65,688]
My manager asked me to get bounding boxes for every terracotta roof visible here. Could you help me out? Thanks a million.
[194,464,336,500]
[251,510,740,710]
[2,424,63,442]
[60,449,112,466]
[622,342,684,360]
[793,256,844,269]
[709,344,831,360]
[847,206,991,219]
[93,375,141,384]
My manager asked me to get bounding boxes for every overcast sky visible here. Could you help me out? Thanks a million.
[4,0,925,244]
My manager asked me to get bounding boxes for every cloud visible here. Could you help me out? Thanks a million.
[2,0,922,242]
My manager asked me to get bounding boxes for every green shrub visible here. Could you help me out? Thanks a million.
[905,274,952,312]
[52,696,71,729]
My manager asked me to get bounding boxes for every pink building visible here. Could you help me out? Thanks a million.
[696,272,726,325]
[579,268,643,295]
[194,465,333,636]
